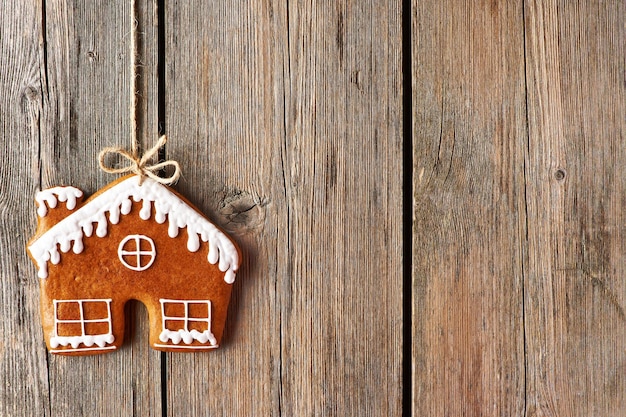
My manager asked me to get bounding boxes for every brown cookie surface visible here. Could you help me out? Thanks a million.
[28,175,241,355]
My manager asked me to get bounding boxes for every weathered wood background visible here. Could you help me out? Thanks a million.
[0,0,623,415]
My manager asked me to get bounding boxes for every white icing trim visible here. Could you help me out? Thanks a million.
[51,299,115,349]
[158,329,218,345]
[50,346,117,354]
[118,234,157,271]
[29,176,239,282]
[50,334,115,349]
[36,186,83,217]
[153,344,219,350]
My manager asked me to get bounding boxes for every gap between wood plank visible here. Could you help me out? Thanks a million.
[520,1,530,415]
[39,1,54,414]
[401,0,413,416]
[130,0,168,414]
[156,0,168,415]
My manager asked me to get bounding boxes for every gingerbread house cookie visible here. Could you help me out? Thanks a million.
[27,174,241,355]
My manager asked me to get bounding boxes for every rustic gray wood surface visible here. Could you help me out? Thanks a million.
[412,0,527,414]
[4,0,163,416]
[1,0,624,416]
[0,2,50,416]
[412,0,625,416]
[163,1,402,415]
[523,1,626,415]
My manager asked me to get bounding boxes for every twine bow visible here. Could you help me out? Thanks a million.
[98,135,181,185]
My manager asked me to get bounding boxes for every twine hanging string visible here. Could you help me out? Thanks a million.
[98,3,180,186]
[98,135,181,185]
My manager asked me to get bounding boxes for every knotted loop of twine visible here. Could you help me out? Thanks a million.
[98,135,181,185]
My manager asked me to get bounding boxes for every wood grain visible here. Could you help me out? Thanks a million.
[4,0,623,415]
[0,1,51,415]
[411,1,527,415]
[163,1,403,415]
[27,0,161,415]
[524,0,626,415]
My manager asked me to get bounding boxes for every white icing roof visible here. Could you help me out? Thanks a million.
[29,176,240,283]
[35,186,83,217]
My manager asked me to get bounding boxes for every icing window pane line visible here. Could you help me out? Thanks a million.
[134,236,141,268]
[120,251,155,255]
[78,300,85,336]
[52,299,113,338]
[54,319,110,324]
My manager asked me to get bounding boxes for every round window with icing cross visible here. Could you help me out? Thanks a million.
[118,234,156,271]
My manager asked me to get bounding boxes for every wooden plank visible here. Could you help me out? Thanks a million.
[164,1,403,415]
[524,1,626,415]
[411,1,527,415]
[37,0,162,415]
[0,2,51,415]
[133,0,160,150]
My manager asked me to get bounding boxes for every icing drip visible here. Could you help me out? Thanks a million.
[187,229,200,252]
[29,176,239,282]
[50,334,115,349]
[72,238,84,254]
[168,221,179,238]
[158,329,217,346]
[121,198,132,215]
[140,199,152,220]
[36,187,83,217]
[109,205,121,224]
[50,250,60,265]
